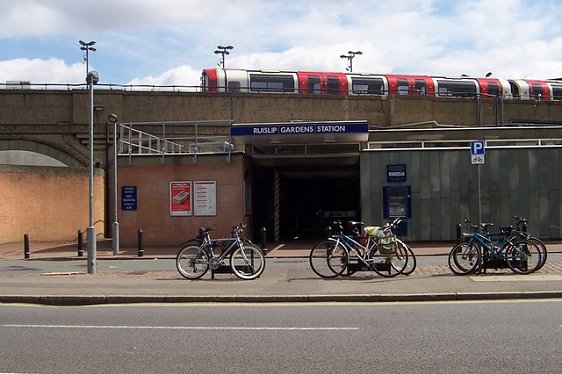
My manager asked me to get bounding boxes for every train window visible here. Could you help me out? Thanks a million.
[530,84,544,100]
[227,81,240,93]
[351,78,384,94]
[487,82,500,96]
[552,85,562,100]
[509,82,521,98]
[327,77,340,94]
[249,74,295,93]
[415,79,426,95]
[437,80,477,97]
[397,79,409,95]
[308,76,321,94]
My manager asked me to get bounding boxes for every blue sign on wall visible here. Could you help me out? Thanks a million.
[231,121,369,137]
[121,186,137,211]
[387,164,407,182]
[470,140,485,155]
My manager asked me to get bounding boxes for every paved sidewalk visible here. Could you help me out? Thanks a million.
[0,239,561,305]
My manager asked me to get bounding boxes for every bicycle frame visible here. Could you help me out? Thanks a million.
[329,232,374,268]
[204,229,253,265]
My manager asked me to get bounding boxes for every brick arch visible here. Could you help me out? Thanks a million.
[0,137,87,167]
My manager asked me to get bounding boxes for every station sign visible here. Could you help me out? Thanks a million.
[230,121,369,144]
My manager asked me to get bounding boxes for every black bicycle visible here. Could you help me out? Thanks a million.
[176,224,265,280]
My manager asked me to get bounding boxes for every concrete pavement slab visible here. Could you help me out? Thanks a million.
[0,257,561,305]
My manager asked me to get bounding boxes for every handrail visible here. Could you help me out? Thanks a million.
[1,82,202,92]
[118,120,235,163]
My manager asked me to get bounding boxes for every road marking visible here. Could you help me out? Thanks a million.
[1,324,358,331]
[470,274,562,282]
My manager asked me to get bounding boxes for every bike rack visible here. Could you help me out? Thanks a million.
[479,230,528,273]
[345,259,390,275]
[210,265,236,279]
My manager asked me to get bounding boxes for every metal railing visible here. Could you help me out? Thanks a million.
[1,82,202,92]
[367,137,562,151]
[118,120,234,164]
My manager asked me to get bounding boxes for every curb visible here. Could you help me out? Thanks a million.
[2,291,562,306]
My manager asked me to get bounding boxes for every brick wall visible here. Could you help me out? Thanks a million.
[0,165,105,244]
[117,154,249,247]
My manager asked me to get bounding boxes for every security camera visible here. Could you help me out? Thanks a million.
[108,113,118,124]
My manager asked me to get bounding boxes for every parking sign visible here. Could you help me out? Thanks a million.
[470,140,485,164]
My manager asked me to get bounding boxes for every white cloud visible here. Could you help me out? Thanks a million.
[0,58,84,83]
[0,2,65,37]
[127,65,202,87]
[0,0,561,84]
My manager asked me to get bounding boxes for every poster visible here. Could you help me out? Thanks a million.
[194,181,216,216]
[170,181,192,216]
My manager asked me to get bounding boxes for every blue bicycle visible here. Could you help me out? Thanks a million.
[448,218,543,275]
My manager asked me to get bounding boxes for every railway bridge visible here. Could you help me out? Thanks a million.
[2,87,562,246]
[2,88,562,166]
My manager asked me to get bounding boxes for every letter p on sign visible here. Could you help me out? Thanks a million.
[470,141,485,155]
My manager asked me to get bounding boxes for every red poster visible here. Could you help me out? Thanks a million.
[170,181,192,216]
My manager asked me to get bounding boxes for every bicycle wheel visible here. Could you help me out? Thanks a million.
[529,236,547,270]
[229,243,265,280]
[448,242,480,275]
[176,244,209,279]
[367,241,408,277]
[398,240,417,275]
[309,240,348,278]
[506,239,542,274]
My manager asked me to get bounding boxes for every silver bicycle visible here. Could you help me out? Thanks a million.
[176,225,265,280]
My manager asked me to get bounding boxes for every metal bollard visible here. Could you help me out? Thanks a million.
[260,227,267,252]
[77,229,84,257]
[137,228,144,257]
[456,224,462,243]
[522,221,527,233]
[24,234,30,259]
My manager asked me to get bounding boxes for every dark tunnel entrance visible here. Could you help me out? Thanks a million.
[252,165,360,243]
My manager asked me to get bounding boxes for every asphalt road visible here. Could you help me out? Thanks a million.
[1,300,561,373]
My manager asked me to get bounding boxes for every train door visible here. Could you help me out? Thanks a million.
[528,81,550,101]
[299,72,321,94]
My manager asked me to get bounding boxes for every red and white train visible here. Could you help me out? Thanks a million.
[202,68,562,101]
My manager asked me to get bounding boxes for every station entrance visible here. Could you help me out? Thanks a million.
[252,163,360,242]
[231,120,369,244]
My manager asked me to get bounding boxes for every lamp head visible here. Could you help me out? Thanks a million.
[87,70,99,85]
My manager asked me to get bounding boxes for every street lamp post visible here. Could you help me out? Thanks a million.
[108,114,120,256]
[80,39,98,274]
[214,45,233,69]
[79,40,97,77]
[340,50,363,72]
[86,70,99,274]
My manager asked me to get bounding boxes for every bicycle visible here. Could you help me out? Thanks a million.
[448,218,542,275]
[176,224,265,280]
[360,218,416,276]
[510,216,547,270]
[309,220,408,278]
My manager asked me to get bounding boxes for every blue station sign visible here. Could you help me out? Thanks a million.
[230,121,369,144]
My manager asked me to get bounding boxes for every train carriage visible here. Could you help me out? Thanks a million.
[202,68,556,101]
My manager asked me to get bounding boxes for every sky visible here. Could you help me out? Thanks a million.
[0,0,561,88]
